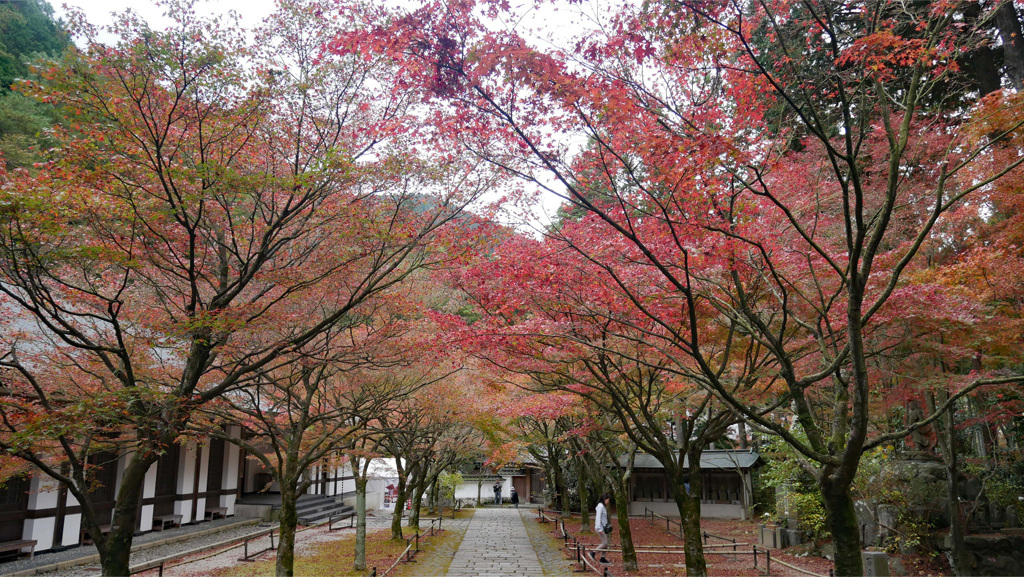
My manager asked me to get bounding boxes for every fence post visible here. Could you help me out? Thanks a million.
[416,532,420,553]
[766,548,771,575]
[703,531,708,545]
[753,546,758,571]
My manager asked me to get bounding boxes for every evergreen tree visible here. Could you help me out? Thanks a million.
[0,0,68,170]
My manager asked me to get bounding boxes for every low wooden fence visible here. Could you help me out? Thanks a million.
[328,513,356,532]
[643,507,683,539]
[566,507,836,577]
[376,517,445,577]
[238,527,277,562]
[565,536,615,577]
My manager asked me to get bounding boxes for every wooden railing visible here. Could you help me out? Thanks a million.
[379,532,419,577]
[643,507,683,539]
[564,536,614,577]
[238,527,277,562]
[377,517,447,577]
[426,516,443,536]
[328,513,356,532]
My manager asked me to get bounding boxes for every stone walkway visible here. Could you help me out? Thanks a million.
[442,507,573,577]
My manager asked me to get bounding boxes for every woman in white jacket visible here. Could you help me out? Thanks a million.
[593,493,611,564]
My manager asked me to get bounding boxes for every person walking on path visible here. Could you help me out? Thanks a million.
[493,480,503,505]
[592,493,611,564]
[510,487,519,509]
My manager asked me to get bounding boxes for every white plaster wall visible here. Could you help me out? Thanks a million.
[330,465,348,496]
[27,476,59,509]
[140,461,158,531]
[455,478,510,503]
[454,482,480,501]
[115,452,128,494]
[698,502,743,519]
[22,518,55,551]
[61,513,82,547]
[198,441,210,495]
[173,442,197,523]
[366,478,388,510]
[25,476,58,550]
[223,429,241,513]
[306,465,320,495]
[223,493,237,515]
[196,440,210,519]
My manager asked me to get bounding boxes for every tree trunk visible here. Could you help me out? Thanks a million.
[678,454,707,577]
[551,456,569,514]
[391,483,408,540]
[97,453,154,576]
[610,478,638,572]
[995,0,1024,88]
[409,482,426,529]
[946,459,971,576]
[929,390,972,576]
[577,457,590,529]
[541,464,553,506]
[821,480,863,577]
[354,476,368,572]
[276,483,298,577]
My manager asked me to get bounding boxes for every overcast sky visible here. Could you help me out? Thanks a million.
[55,0,279,31]
[51,0,592,226]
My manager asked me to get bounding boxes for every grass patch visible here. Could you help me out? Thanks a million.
[440,507,475,520]
[216,527,417,577]
[392,526,467,577]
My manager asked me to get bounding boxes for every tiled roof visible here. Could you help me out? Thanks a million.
[621,450,764,471]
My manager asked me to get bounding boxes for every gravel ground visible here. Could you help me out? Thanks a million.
[4,511,398,577]
[0,517,259,577]
[156,510,399,577]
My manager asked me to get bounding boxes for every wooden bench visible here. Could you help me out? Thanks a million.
[80,524,110,545]
[153,514,182,531]
[0,539,37,559]
[205,506,228,520]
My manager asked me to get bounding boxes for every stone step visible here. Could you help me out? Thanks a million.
[298,505,354,525]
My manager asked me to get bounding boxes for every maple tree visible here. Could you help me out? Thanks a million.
[342,439,385,572]
[0,0,490,574]
[376,376,478,540]
[864,88,1024,574]
[195,316,432,577]
[450,230,762,574]
[502,395,575,514]
[339,0,1024,574]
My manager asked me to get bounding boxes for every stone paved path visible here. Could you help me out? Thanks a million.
[394,511,473,576]
[443,507,573,577]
